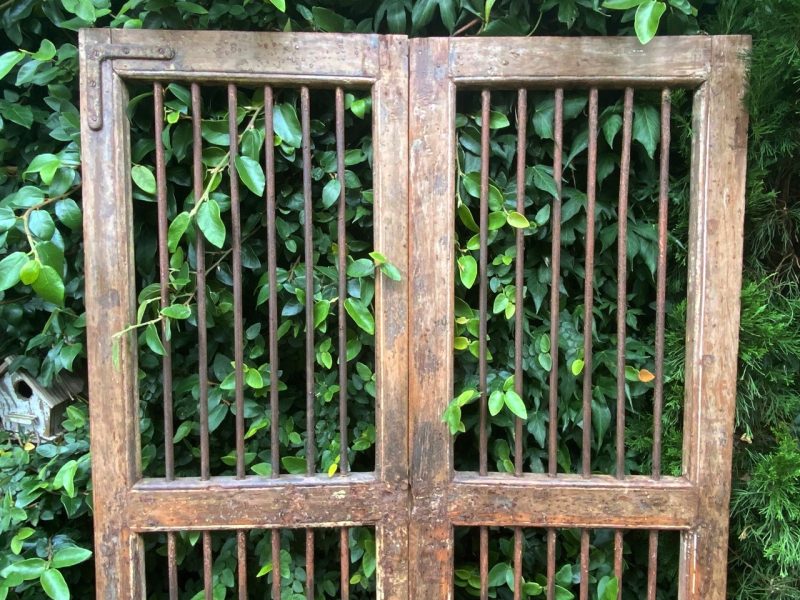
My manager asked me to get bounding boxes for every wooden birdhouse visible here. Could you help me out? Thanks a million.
[0,357,83,439]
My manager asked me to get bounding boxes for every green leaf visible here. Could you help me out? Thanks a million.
[506,211,530,228]
[131,164,156,194]
[52,546,92,569]
[529,165,559,198]
[246,368,264,389]
[167,211,191,252]
[55,199,82,230]
[54,459,78,497]
[668,0,694,14]
[634,0,667,44]
[380,263,402,281]
[40,568,70,600]
[314,300,330,328]
[504,390,527,419]
[457,255,478,289]
[633,105,661,158]
[0,206,15,232]
[602,0,644,7]
[602,114,623,147]
[235,156,265,196]
[344,298,375,335]
[173,420,193,443]
[555,585,574,600]
[19,260,40,285]
[29,210,55,240]
[598,575,619,600]
[269,0,286,11]
[347,258,375,278]
[571,358,585,376]
[281,456,307,474]
[273,103,302,148]
[488,390,504,416]
[322,178,341,208]
[625,365,640,381]
[4,558,47,580]
[161,304,191,319]
[31,265,64,305]
[556,564,573,587]
[32,39,57,61]
[487,111,509,129]
[0,51,24,80]
[197,199,226,248]
[144,323,165,356]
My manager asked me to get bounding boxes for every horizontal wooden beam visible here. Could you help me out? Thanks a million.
[105,30,382,84]
[125,474,406,531]
[449,36,715,87]
[447,473,698,530]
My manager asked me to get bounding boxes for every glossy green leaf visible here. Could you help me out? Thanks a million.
[347,258,375,278]
[488,390,504,416]
[40,568,70,600]
[504,390,527,419]
[634,0,667,44]
[273,103,302,148]
[28,210,55,239]
[344,298,375,335]
[633,104,661,158]
[19,260,40,285]
[161,304,191,319]
[55,199,81,230]
[457,255,478,289]
[145,323,165,356]
[31,265,64,305]
[167,211,191,252]
[602,0,644,8]
[131,164,156,194]
[380,263,402,281]
[197,199,226,248]
[235,155,265,196]
[506,211,530,228]
[0,50,24,81]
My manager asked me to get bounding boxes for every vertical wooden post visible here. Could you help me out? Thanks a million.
[408,37,456,599]
[79,29,145,599]
[680,35,750,600]
[373,34,410,600]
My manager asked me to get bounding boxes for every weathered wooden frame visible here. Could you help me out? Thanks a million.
[80,31,749,599]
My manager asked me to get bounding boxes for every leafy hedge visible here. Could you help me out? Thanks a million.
[0,0,798,599]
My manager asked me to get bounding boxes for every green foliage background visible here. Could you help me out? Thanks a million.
[0,0,798,598]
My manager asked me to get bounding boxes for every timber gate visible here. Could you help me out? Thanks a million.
[79,30,749,599]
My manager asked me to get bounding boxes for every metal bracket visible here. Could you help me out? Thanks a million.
[85,43,175,130]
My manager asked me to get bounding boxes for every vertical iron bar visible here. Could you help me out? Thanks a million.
[614,530,623,600]
[203,531,212,600]
[336,87,349,475]
[153,83,174,480]
[340,528,350,600]
[166,531,177,600]
[582,89,598,477]
[580,529,589,600]
[479,89,490,476]
[264,86,280,478]
[549,88,564,477]
[237,530,247,599]
[547,529,556,600]
[647,530,658,600]
[306,529,315,599]
[271,530,281,599]
[616,87,634,480]
[654,88,671,478]
[479,90,491,600]
[513,88,527,600]
[301,86,316,475]
[191,83,210,481]
[228,84,245,480]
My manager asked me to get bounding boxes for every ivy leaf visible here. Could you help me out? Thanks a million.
[634,0,667,44]
[40,568,70,600]
[55,199,82,230]
[273,103,302,148]
[602,114,623,147]
[29,210,55,240]
[144,323,165,356]
[506,211,530,229]
[26,154,61,185]
[347,258,375,278]
[51,546,92,569]
[633,105,660,158]
[457,255,478,289]
[529,165,559,199]
[598,576,619,600]
[504,389,527,420]
[31,265,64,305]
[167,211,191,252]
[161,304,191,319]
[314,300,330,328]
[197,199,226,248]
[322,178,341,209]
[344,298,375,335]
[131,165,156,194]
[281,456,307,474]
[0,50,24,80]
[235,156,265,196]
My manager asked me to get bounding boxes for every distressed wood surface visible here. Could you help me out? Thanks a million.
[409,37,456,600]
[449,474,698,529]
[680,35,750,600]
[79,28,144,600]
[449,36,712,87]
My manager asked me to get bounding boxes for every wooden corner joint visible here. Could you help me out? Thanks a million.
[84,42,175,131]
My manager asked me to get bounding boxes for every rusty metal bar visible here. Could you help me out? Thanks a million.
[513,87,527,600]
[306,529,315,599]
[301,86,316,475]
[237,529,247,598]
[547,528,556,600]
[582,88,598,477]
[580,529,589,600]
[616,87,634,480]
[166,531,177,599]
[271,529,281,599]
[191,83,210,481]
[648,530,658,599]
[654,88,671,478]
[479,89,490,477]
[202,531,212,600]
[228,84,245,480]
[480,526,489,600]
[614,529,624,599]
[340,528,350,599]
[153,83,174,480]
[264,86,280,478]
[336,87,349,475]
[549,88,564,478]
